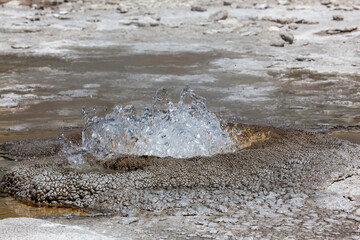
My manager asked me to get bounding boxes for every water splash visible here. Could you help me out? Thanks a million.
[80,87,235,159]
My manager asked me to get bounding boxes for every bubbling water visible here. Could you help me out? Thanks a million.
[81,87,235,159]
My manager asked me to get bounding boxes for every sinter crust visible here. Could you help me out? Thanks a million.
[1,126,359,213]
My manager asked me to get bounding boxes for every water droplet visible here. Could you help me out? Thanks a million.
[70,88,236,160]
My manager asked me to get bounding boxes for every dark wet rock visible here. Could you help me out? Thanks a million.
[280,32,294,44]
[332,15,344,21]
[191,6,207,12]
[101,155,158,172]
[223,1,232,6]
[321,0,332,6]
[136,21,146,27]
[149,22,159,27]
[209,10,228,22]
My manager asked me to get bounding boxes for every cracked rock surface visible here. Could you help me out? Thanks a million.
[1,126,360,239]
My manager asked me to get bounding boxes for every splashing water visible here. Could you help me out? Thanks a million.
[80,87,235,159]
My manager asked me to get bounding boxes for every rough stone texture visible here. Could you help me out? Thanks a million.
[333,15,344,21]
[270,40,285,47]
[0,138,62,159]
[0,133,80,160]
[209,10,228,21]
[191,6,207,12]
[1,126,360,216]
[280,32,295,44]
[43,187,360,239]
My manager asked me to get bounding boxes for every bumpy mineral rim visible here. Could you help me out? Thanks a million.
[1,125,359,214]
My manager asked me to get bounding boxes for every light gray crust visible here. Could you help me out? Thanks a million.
[1,127,359,212]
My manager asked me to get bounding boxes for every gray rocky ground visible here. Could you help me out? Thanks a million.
[1,0,360,239]
[1,126,360,239]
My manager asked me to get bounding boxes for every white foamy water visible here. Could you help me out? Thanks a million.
[58,89,97,98]
[82,84,101,89]
[0,84,51,92]
[0,93,37,107]
[80,88,235,159]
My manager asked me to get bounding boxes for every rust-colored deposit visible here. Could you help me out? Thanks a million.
[224,124,270,150]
